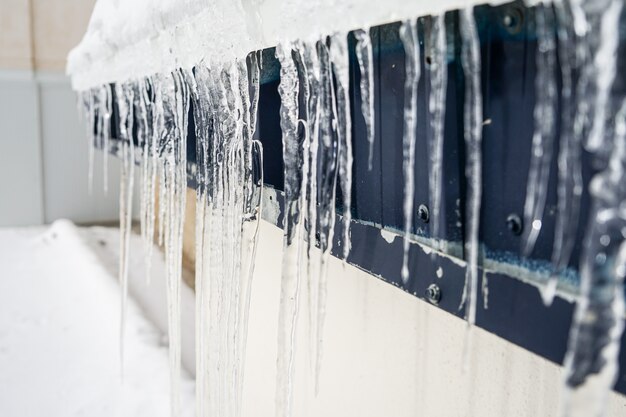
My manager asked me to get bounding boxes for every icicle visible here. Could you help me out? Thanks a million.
[522,3,558,257]
[275,42,304,417]
[584,0,622,154]
[114,83,135,375]
[79,90,96,195]
[151,70,189,417]
[99,84,112,195]
[134,79,158,284]
[545,0,584,305]
[560,1,625,415]
[330,32,353,260]
[354,28,376,171]
[399,19,420,283]
[426,14,448,242]
[459,6,483,328]
[312,38,341,394]
[192,58,260,417]
[561,98,626,417]
[296,40,319,389]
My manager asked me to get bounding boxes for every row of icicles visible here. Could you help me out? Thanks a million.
[77,2,626,417]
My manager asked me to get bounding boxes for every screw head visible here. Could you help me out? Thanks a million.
[426,283,441,305]
[418,204,430,223]
[501,6,524,34]
[506,213,523,236]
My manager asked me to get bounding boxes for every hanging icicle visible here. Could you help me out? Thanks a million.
[190,57,262,417]
[114,82,135,375]
[330,32,354,260]
[354,28,376,171]
[275,42,304,417]
[459,6,483,328]
[522,3,558,258]
[426,13,448,243]
[546,0,584,305]
[399,19,420,284]
[561,0,625,415]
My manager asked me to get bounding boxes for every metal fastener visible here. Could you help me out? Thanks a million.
[506,213,523,236]
[426,283,441,305]
[418,204,430,223]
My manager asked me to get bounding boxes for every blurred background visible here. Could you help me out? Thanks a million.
[0,0,128,227]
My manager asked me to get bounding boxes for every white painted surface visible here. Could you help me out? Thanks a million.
[236,220,626,417]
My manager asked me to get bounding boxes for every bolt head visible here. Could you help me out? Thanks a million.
[506,213,523,236]
[418,204,430,223]
[426,283,441,305]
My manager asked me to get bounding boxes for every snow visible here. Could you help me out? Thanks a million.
[66,0,512,91]
[0,220,194,417]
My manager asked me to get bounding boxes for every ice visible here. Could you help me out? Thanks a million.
[561,97,626,417]
[560,1,626,415]
[135,79,159,284]
[330,32,354,260]
[275,42,305,417]
[459,6,483,328]
[71,2,626,417]
[522,3,557,258]
[399,19,420,283]
[426,14,448,242]
[546,0,584,305]
[106,71,191,417]
[354,28,376,171]
[189,58,262,417]
[114,82,136,373]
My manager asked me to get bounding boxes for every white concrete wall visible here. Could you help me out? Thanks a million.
[0,0,124,226]
[236,220,626,417]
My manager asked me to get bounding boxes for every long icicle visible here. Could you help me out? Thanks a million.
[399,19,420,283]
[275,42,304,417]
[561,98,626,417]
[354,28,376,171]
[522,3,558,257]
[459,5,483,328]
[427,13,448,242]
[115,82,135,377]
[315,40,340,392]
[545,0,584,305]
[560,0,625,415]
[330,32,354,260]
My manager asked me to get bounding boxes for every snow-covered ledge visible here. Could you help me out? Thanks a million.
[67,0,512,90]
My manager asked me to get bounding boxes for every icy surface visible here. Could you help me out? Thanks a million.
[67,0,511,90]
[0,221,195,417]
